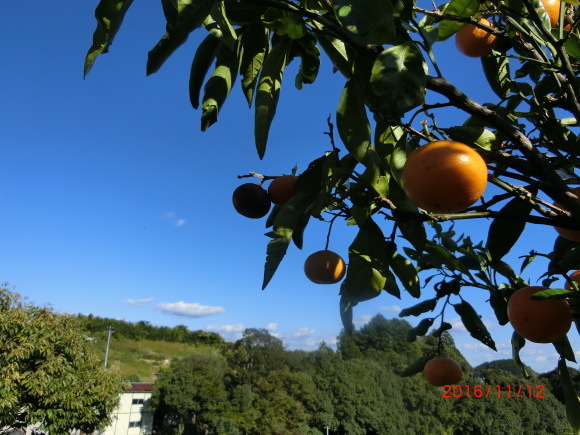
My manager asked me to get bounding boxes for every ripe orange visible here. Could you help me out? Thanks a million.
[540,0,563,27]
[455,18,497,57]
[232,183,271,219]
[564,270,580,290]
[304,250,346,284]
[401,140,488,214]
[268,175,298,206]
[507,286,572,343]
[423,358,463,386]
[553,187,580,242]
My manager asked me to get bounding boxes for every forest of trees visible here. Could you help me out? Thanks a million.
[73,313,225,345]
[146,315,574,434]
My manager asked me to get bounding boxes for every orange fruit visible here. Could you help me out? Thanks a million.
[268,175,298,206]
[304,250,346,284]
[507,286,572,343]
[455,18,497,57]
[553,187,580,242]
[232,183,271,219]
[539,0,564,27]
[401,140,488,214]
[423,358,463,386]
[564,270,580,290]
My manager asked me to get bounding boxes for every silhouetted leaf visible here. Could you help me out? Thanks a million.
[407,318,434,342]
[331,0,395,44]
[401,354,431,377]
[255,37,293,159]
[189,34,219,109]
[490,289,509,325]
[482,51,512,99]
[511,332,530,377]
[487,190,536,262]
[554,336,577,363]
[399,298,438,317]
[558,358,580,432]
[454,300,497,350]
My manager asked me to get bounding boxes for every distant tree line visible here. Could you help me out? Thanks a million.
[151,315,572,434]
[73,314,224,346]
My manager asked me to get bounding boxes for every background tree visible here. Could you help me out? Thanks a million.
[151,353,234,434]
[84,0,580,428]
[0,284,124,433]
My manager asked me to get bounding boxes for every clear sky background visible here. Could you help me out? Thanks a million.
[1,2,577,374]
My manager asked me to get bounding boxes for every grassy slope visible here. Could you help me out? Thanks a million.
[86,338,220,383]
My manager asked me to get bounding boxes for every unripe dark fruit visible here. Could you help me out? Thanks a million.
[232,183,271,219]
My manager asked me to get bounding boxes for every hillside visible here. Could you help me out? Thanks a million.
[85,337,220,383]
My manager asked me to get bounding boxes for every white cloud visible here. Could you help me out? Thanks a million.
[206,323,246,333]
[293,327,316,337]
[156,301,225,318]
[379,305,402,314]
[124,298,155,306]
[265,322,279,332]
[164,212,186,227]
[353,314,373,327]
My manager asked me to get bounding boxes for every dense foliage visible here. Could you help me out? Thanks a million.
[81,0,580,428]
[151,316,572,434]
[0,285,125,433]
[74,313,225,345]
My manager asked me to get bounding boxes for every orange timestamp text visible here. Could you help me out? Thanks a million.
[442,384,545,398]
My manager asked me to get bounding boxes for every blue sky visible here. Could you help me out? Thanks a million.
[1,2,577,374]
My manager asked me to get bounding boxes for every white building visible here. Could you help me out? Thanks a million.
[101,383,154,435]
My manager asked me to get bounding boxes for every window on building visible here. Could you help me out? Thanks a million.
[132,398,144,405]
[128,421,142,428]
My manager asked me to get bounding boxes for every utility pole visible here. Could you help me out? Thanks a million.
[325,427,330,435]
[104,325,114,368]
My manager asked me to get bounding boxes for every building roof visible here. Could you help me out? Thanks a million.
[126,383,154,392]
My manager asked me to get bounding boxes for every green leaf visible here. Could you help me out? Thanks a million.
[255,37,293,159]
[331,0,395,44]
[312,30,353,77]
[563,32,580,61]
[558,358,580,433]
[487,190,537,262]
[399,298,438,317]
[203,0,237,51]
[454,300,497,350]
[530,287,574,300]
[424,241,471,275]
[369,42,427,120]
[390,252,420,297]
[147,0,214,76]
[445,126,497,151]
[189,34,220,109]
[489,289,509,325]
[238,24,269,107]
[554,336,577,362]
[295,33,321,90]
[407,318,434,342]
[401,355,431,377]
[437,0,480,41]
[262,8,306,39]
[341,218,399,302]
[262,155,330,288]
[548,236,580,275]
[481,51,512,99]
[84,0,135,76]
[511,331,530,377]
[200,43,239,131]
[340,295,356,334]
[336,57,372,162]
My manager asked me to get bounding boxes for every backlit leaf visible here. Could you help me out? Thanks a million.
[189,34,220,109]
[331,0,395,44]
[437,0,480,41]
[84,0,135,76]
[238,23,269,107]
[481,51,512,99]
[255,37,293,159]
[369,43,427,120]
